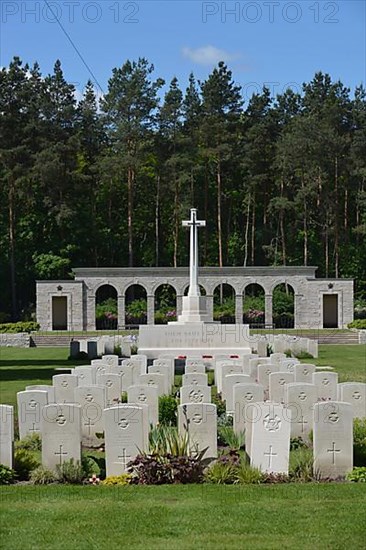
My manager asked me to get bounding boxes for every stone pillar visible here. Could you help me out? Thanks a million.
[118,295,125,329]
[147,295,155,325]
[86,294,96,331]
[206,294,214,322]
[265,294,273,327]
[294,294,302,329]
[235,294,243,324]
[176,295,183,317]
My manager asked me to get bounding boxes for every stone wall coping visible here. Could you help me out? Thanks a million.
[73,266,318,278]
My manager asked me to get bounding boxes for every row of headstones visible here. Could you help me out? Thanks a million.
[256,335,318,358]
[69,336,132,360]
[0,398,356,479]
[8,353,219,451]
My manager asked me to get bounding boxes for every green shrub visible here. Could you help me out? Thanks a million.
[0,464,17,485]
[30,466,58,485]
[212,391,226,418]
[289,448,314,482]
[101,474,132,486]
[56,459,86,484]
[235,461,264,484]
[114,345,122,357]
[159,395,178,426]
[290,437,309,451]
[15,433,42,452]
[294,351,314,360]
[348,319,366,329]
[149,425,189,456]
[14,449,40,481]
[354,418,366,466]
[346,467,366,482]
[81,455,101,478]
[0,321,39,333]
[217,426,244,450]
[69,351,89,361]
[205,461,238,484]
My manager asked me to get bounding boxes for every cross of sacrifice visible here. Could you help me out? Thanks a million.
[54,444,68,465]
[327,441,341,465]
[182,208,206,297]
[117,448,131,470]
[264,445,278,469]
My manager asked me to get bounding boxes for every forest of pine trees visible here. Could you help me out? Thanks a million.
[0,56,365,320]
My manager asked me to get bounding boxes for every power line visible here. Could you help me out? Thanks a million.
[43,0,105,94]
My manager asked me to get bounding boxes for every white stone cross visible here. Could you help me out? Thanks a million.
[327,441,341,465]
[117,448,131,469]
[182,208,206,297]
[54,444,68,465]
[264,444,277,469]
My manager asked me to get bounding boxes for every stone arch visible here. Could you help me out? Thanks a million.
[125,283,148,327]
[95,284,118,330]
[272,282,295,328]
[242,283,265,325]
[183,284,207,296]
[213,282,236,324]
[154,284,177,324]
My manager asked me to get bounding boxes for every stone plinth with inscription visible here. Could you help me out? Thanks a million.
[138,323,251,359]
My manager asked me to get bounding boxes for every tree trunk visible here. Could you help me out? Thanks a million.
[217,159,223,268]
[251,193,256,265]
[8,179,17,321]
[243,194,250,267]
[127,166,134,267]
[155,174,160,266]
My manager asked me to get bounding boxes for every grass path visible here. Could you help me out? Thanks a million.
[1,484,366,550]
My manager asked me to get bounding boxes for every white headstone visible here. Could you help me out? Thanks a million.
[256,337,268,358]
[122,359,145,383]
[257,363,279,393]
[26,385,55,403]
[185,362,206,374]
[139,373,166,396]
[17,390,48,439]
[233,383,264,436]
[53,374,78,403]
[182,373,208,387]
[90,360,107,375]
[293,363,316,383]
[41,403,81,471]
[96,373,122,407]
[284,382,318,441]
[269,372,294,404]
[338,383,366,418]
[127,384,159,426]
[313,402,353,479]
[248,402,291,474]
[104,405,149,476]
[102,355,119,368]
[223,374,251,412]
[148,364,171,394]
[178,403,217,458]
[313,371,338,401]
[74,366,96,386]
[217,364,243,394]
[180,385,211,405]
[270,353,287,364]
[0,405,14,468]
[74,385,106,446]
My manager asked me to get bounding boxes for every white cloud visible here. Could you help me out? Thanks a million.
[182,45,239,66]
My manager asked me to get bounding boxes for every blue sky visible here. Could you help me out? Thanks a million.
[1,0,365,102]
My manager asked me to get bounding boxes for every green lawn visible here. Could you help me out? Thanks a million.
[0,484,365,550]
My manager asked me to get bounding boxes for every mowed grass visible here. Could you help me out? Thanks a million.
[0,347,80,408]
[1,484,366,550]
[312,345,366,383]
